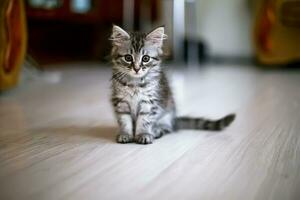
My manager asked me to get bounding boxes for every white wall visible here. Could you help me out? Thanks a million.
[195,0,253,57]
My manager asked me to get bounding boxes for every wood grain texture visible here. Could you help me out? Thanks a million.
[0,63,299,200]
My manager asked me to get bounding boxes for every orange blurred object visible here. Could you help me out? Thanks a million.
[254,0,300,65]
[0,0,27,90]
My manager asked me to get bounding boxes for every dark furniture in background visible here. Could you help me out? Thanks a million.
[26,0,123,64]
[26,0,161,65]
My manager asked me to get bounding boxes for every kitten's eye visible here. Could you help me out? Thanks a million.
[124,54,133,62]
[142,55,150,63]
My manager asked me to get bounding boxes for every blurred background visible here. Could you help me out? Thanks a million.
[1,0,300,90]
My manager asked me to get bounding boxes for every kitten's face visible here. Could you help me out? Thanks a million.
[110,26,166,79]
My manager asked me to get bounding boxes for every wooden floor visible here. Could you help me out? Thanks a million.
[1,63,300,200]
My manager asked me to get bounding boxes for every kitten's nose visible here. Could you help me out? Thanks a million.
[133,67,140,73]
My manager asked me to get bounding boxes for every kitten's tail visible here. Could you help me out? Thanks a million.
[175,113,236,131]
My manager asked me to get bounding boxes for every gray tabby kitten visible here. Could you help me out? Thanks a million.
[110,25,235,145]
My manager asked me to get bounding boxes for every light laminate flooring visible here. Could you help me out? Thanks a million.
[0,63,300,200]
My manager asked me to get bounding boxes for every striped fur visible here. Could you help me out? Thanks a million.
[175,114,236,131]
[110,25,236,145]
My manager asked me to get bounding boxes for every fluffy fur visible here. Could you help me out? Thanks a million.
[110,25,235,144]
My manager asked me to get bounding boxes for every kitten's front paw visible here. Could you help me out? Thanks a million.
[116,133,133,143]
[135,133,154,144]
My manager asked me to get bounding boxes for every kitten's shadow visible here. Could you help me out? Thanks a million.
[31,125,117,143]
[31,126,224,145]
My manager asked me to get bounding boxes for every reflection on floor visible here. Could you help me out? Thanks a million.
[1,63,300,200]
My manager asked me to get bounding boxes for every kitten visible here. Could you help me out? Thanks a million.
[110,25,235,144]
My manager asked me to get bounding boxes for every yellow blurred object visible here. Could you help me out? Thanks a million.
[254,0,300,65]
[0,0,27,90]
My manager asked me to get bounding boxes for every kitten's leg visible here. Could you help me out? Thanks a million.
[116,114,133,143]
[152,111,175,138]
[115,101,133,143]
[135,115,155,144]
[135,104,159,144]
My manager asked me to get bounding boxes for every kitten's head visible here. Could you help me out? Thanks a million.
[110,25,167,78]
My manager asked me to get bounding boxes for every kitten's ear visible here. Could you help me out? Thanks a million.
[146,26,167,47]
[110,25,130,46]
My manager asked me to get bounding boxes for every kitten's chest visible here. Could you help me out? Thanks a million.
[121,85,154,114]
[125,85,149,102]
